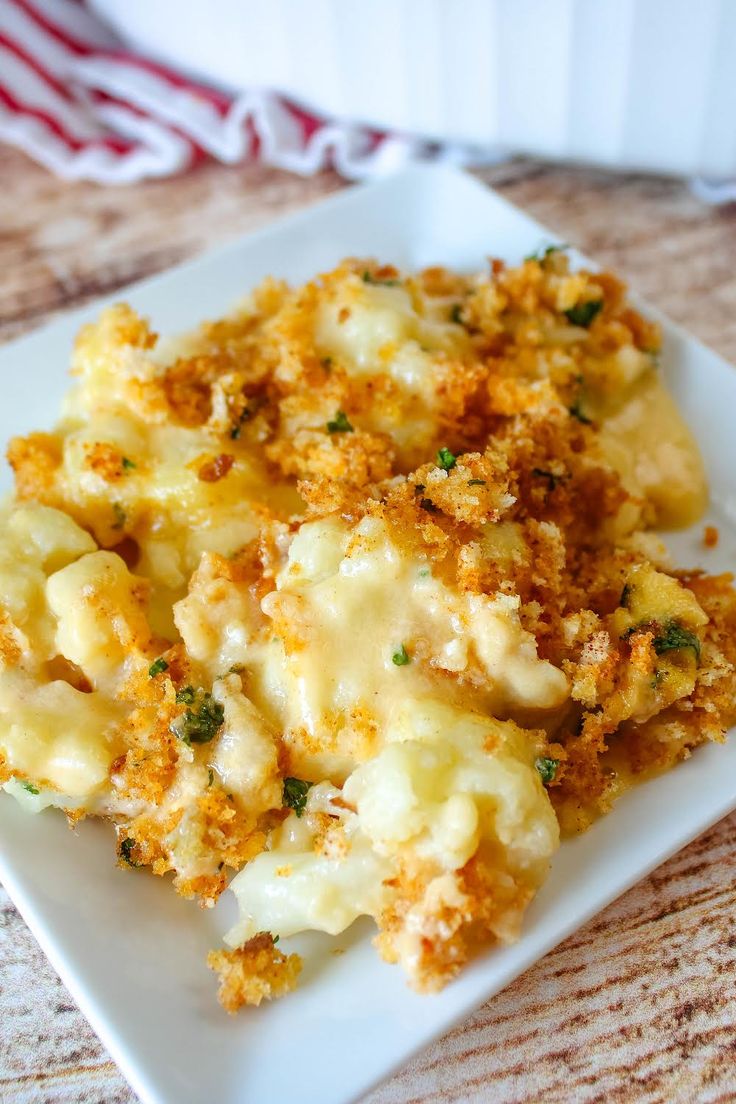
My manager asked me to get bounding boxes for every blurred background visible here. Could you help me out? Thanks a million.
[3,3,736,1104]
[3,0,736,186]
[1,0,736,339]
[2,0,736,353]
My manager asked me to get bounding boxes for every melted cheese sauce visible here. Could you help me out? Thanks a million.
[176,514,569,782]
[315,277,469,464]
[598,373,707,527]
[227,703,559,949]
[0,505,128,796]
[0,672,125,796]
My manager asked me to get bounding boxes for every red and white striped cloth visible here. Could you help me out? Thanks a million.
[0,0,456,184]
[4,0,735,201]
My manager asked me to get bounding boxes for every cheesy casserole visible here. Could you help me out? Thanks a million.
[2,250,735,1011]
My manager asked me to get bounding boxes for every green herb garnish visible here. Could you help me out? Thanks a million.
[362,271,400,287]
[467,478,486,487]
[392,644,410,666]
[620,583,632,609]
[650,669,667,690]
[119,838,141,867]
[525,243,567,263]
[122,457,136,471]
[148,657,169,678]
[273,934,280,944]
[652,620,701,662]
[535,757,559,784]
[532,467,564,492]
[569,397,592,425]
[327,410,354,434]
[450,304,464,325]
[624,618,701,663]
[565,300,603,328]
[21,781,40,795]
[208,768,214,787]
[230,407,252,440]
[112,503,126,530]
[437,446,457,471]
[283,777,313,818]
[171,688,225,745]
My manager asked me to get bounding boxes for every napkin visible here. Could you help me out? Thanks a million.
[0,0,462,183]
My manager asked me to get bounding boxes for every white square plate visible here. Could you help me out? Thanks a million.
[1,166,735,1104]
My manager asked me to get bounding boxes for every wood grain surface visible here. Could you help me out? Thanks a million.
[1,145,736,1104]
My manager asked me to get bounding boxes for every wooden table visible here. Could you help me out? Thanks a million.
[2,146,736,1104]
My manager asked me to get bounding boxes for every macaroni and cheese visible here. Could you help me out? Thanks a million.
[2,251,735,1010]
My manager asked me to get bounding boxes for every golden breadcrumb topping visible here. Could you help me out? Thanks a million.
[1,250,732,1008]
[207,933,302,1012]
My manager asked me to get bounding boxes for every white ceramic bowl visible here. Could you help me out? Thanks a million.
[90,0,736,179]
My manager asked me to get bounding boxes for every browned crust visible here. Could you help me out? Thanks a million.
[207,933,302,1012]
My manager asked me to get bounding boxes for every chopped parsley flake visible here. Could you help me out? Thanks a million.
[362,271,400,287]
[208,768,214,787]
[230,407,252,440]
[119,838,141,867]
[148,657,169,678]
[21,781,40,795]
[392,644,410,666]
[467,478,486,486]
[624,619,701,663]
[532,467,565,492]
[620,583,632,608]
[565,300,603,328]
[450,304,464,325]
[283,776,313,818]
[651,669,667,690]
[112,503,126,529]
[569,397,592,425]
[437,446,457,471]
[327,410,354,434]
[121,457,136,471]
[652,620,701,662]
[535,757,559,784]
[171,687,225,745]
[525,243,567,263]
[273,934,280,944]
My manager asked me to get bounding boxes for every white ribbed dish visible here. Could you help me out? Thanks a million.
[91,0,736,178]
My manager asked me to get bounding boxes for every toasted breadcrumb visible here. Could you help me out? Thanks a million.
[208,934,302,1012]
[704,524,719,548]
